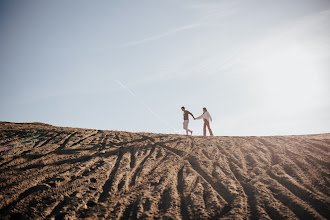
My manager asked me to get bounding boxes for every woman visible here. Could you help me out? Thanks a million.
[195,107,213,136]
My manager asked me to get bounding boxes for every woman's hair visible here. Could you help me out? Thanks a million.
[203,107,207,111]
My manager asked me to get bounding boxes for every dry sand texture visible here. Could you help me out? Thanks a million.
[0,122,329,219]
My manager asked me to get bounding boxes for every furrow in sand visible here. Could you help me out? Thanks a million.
[130,144,156,186]
[177,166,190,220]
[267,169,329,219]
[98,149,125,203]
[56,131,78,151]
[69,131,99,148]
[186,155,232,212]
[0,132,59,169]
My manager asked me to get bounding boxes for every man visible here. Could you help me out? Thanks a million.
[195,107,213,136]
[181,106,195,135]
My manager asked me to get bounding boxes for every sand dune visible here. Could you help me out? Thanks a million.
[0,122,329,219]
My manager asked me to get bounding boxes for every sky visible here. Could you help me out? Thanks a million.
[1,0,329,136]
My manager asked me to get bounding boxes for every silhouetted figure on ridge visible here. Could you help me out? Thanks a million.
[181,106,195,135]
[195,107,213,136]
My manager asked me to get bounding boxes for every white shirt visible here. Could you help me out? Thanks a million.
[196,111,212,122]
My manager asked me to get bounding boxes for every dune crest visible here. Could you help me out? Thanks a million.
[0,122,329,219]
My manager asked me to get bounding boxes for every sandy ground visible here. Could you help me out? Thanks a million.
[0,122,329,219]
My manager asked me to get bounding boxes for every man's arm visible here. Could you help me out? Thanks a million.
[188,111,195,119]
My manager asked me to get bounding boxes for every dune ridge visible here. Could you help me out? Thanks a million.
[0,122,329,219]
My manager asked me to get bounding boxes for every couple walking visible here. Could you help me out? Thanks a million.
[181,106,213,136]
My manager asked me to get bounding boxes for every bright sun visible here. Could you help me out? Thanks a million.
[243,39,325,117]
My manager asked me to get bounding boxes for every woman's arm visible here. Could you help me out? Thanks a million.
[195,113,204,120]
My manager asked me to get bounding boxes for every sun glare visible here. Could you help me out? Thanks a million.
[245,41,324,117]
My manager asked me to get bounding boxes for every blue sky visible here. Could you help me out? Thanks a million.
[1,0,329,136]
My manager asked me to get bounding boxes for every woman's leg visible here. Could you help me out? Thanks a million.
[203,122,206,136]
[206,122,213,136]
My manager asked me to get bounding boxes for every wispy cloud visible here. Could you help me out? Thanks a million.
[121,1,238,47]
[121,23,204,47]
[126,45,242,88]
[186,1,239,23]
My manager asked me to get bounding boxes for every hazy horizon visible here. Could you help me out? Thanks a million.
[1,0,329,136]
